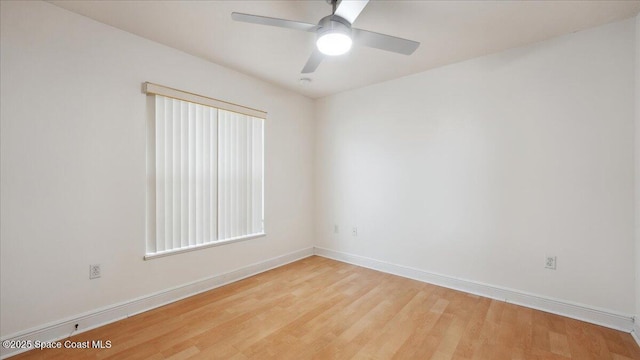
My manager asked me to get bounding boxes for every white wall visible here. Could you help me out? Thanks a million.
[316,19,636,314]
[0,1,315,337]
[635,13,640,322]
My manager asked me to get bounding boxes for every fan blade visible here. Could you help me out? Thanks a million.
[301,49,325,74]
[334,0,370,24]
[231,12,318,32]
[352,28,419,55]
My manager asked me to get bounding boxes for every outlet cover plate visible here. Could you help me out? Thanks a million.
[89,264,101,279]
[545,256,557,270]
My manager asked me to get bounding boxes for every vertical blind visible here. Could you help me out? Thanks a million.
[218,110,264,240]
[147,94,264,258]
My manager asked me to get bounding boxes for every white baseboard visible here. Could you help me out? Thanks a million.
[0,247,314,359]
[632,322,640,347]
[2,246,634,359]
[313,246,634,333]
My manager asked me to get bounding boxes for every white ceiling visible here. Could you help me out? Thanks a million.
[50,0,640,99]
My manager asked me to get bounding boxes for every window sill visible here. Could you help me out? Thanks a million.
[144,233,266,260]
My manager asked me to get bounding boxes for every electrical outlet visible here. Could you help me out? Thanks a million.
[334,225,339,234]
[545,256,557,270]
[89,264,101,279]
[352,227,358,236]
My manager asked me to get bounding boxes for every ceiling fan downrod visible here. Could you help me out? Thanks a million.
[327,0,338,14]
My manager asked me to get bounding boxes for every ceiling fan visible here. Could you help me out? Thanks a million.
[231,0,420,74]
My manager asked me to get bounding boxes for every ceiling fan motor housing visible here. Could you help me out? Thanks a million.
[317,15,352,39]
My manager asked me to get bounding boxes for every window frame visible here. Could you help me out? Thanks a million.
[143,83,266,260]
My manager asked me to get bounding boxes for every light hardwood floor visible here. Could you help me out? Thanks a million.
[11,256,640,359]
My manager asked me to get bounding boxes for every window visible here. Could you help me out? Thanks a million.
[144,83,265,259]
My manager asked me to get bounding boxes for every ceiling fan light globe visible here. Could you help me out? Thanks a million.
[317,32,352,56]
